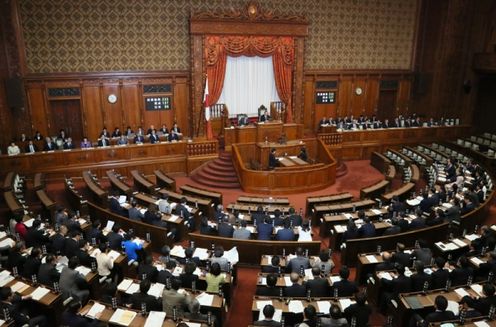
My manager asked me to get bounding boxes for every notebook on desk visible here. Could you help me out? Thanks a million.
[404,295,423,309]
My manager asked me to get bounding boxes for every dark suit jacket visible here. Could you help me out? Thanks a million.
[431,268,449,289]
[137,263,158,282]
[344,303,372,327]
[174,203,191,220]
[43,141,57,151]
[381,274,411,296]
[62,311,100,327]
[257,223,273,240]
[130,292,162,312]
[51,233,66,254]
[179,273,199,289]
[22,257,41,279]
[284,283,307,297]
[269,153,278,168]
[134,135,145,143]
[332,279,359,297]
[358,223,376,237]
[465,295,496,315]
[107,232,124,250]
[157,270,173,285]
[64,238,80,258]
[149,134,160,144]
[275,228,295,241]
[425,310,456,323]
[254,319,282,327]
[38,262,60,287]
[25,143,38,153]
[450,266,473,286]
[411,271,431,292]
[218,222,235,238]
[256,286,280,297]
[306,277,330,297]
[25,228,50,248]
[393,252,411,268]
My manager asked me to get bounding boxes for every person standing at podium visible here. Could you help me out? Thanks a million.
[260,110,270,122]
[268,148,278,169]
[298,146,308,161]
[238,114,249,126]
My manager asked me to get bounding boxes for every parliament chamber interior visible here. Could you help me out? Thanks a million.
[1,0,496,326]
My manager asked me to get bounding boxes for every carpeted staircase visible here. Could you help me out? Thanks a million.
[190,152,241,189]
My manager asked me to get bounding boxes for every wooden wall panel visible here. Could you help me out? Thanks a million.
[365,78,380,117]
[101,84,121,131]
[26,84,47,137]
[174,78,190,136]
[337,77,352,117]
[82,84,104,141]
[121,82,142,129]
[350,77,367,117]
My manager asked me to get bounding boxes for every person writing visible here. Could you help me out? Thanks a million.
[298,146,308,161]
[269,148,278,169]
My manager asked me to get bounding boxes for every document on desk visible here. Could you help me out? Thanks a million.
[465,234,480,241]
[371,209,382,215]
[334,225,346,233]
[454,288,470,298]
[196,292,214,306]
[317,300,331,313]
[86,302,106,318]
[117,279,133,291]
[223,247,239,265]
[339,298,356,311]
[470,284,484,297]
[470,257,485,267]
[11,281,29,293]
[108,250,121,262]
[377,272,393,280]
[452,238,467,247]
[144,311,166,327]
[193,247,209,260]
[170,245,186,258]
[105,220,115,231]
[329,276,341,284]
[256,300,273,310]
[284,276,292,286]
[75,266,92,277]
[31,287,50,301]
[304,268,314,280]
[288,300,304,313]
[168,214,180,222]
[365,255,378,263]
[125,283,139,295]
[0,272,14,287]
[404,296,423,309]
[147,283,165,298]
[109,308,137,326]
[118,196,127,204]
[447,300,459,316]
[474,321,491,327]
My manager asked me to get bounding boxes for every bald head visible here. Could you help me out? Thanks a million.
[290,272,300,284]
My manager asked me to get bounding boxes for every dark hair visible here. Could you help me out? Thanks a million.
[166,260,177,270]
[99,242,108,252]
[0,287,12,301]
[339,266,350,280]
[31,247,41,258]
[271,256,280,266]
[210,262,221,276]
[68,256,80,269]
[435,295,448,311]
[263,304,275,318]
[435,257,446,269]
[66,299,82,313]
[144,255,153,265]
[112,224,121,233]
[319,250,330,262]
[140,279,151,294]
[330,304,342,319]
[304,304,317,320]
[185,247,194,258]
[32,219,42,229]
[161,245,171,256]
[214,246,224,258]
[483,283,495,296]
[355,291,367,305]
[312,266,320,276]
[92,219,101,228]
[266,273,277,288]
[170,277,181,291]
[184,262,196,274]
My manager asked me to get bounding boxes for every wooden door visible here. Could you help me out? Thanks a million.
[377,90,397,120]
[49,100,83,143]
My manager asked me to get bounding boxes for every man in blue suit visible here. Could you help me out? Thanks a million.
[358,215,376,238]
[275,219,295,241]
[257,217,273,240]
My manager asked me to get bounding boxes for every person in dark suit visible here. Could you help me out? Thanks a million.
[144,203,168,228]
[449,256,473,286]
[254,304,282,326]
[107,224,124,251]
[262,256,281,274]
[109,192,125,216]
[157,260,176,285]
[411,260,431,292]
[134,131,145,144]
[200,216,217,236]
[257,217,274,241]
[97,135,110,147]
[75,240,94,267]
[130,279,162,312]
[392,243,411,268]
[85,219,106,245]
[38,253,60,287]
[43,136,57,151]
[344,291,372,327]
[298,147,308,161]
[25,219,50,248]
[64,230,82,259]
[268,148,278,169]
[22,247,42,279]
[275,219,295,241]
[287,247,310,273]
[380,263,411,312]
[174,197,194,229]
[218,215,235,238]
[375,252,396,272]
[168,123,181,141]
[252,206,269,226]
[410,240,433,266]
[288,207,303,227]
[25,140,38,153]
[256,273,280,297]
[306,267,330,297]
[238,114,249,126]
[149,129,160,144]
[358,216,376,238]
[180,247,201,267]
[259,111,270,123]
[332,266,359,297]
[431,257,450,290]
[425,295,456,323]
[284,272,306,297]
[0,287,47,327]
[62,298,100,326]
[462,283,496,315]
[51,224,68,255]
[342,220,359,242]
[59,256,90,303]
[409,214,426,230]
[179,262,199,289]
[383,218,401,235]
[138,255,158,282]
[63,137,75,149]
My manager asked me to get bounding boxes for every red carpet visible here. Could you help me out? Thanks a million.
[190,152,241,189]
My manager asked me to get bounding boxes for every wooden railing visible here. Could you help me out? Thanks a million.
[186,139,218,156]
[318,133,343,146]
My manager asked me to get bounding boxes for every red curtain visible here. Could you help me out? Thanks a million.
[204,35,294,122]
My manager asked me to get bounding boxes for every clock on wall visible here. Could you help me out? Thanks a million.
[355,87,363,96]
[107,94,117,104]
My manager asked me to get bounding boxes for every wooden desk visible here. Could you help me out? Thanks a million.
[180,184,223,208]
[4,190,24,215]
[381,182,415,202]
[306,192,354,222]
[223,123,304,150]
[35,189,56,220]
[158,188,212,219]
[64,178,89,216]
[2,172,15,191]
[106,170,133,196]
[33,173,44,190]
[386,165,396,181]
[238,196,290,206]
[80,301,209,327]
[82,171,108,206]
[130,170,156,194]
[312,199,376,222]
[370,152,392,174]
[154,169,176,190]
[360,180,389,200]
[232,138,336,194]
[189,232,321,266]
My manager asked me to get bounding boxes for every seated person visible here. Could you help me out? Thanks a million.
[343,291,372,326]
[298,146,308,161]
[284,272,306,297]
[206,262,226,293]
[111,127,121,138]
[286,247,310,273]
[209,246,230,272]
[332,266,359,297]
[313,250,335,276]
[33,131,43,141]
[268,148,278,169]
[80,136,92,148]
[306,266,330,297]
[130,279,161,312]
[0,287,47,326]
[259,110,270,122]
[117,135,128,145]
[138,255,158,282]
[63,137,75,149]
[257,217,274,241]
[256,273,279,297]
[124,126,134,137]
[179,262,199,289]
[233,220,251,240]
[159,124,169,135]
[262,256,281,274]
[275,219,295,241]
[7,141,21,155]
[134,128,145,144]
[25,140,38,153]
[149,129,160,144]
[168,123,182,141]
[425,295,456,323]
[97,135,110,147]
[238,114,249,126]
[254,304,281,326]
[43,136,57,151]
[62,298,99,326]
[320,304,348,327]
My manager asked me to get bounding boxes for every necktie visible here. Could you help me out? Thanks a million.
[30,145,34,152]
